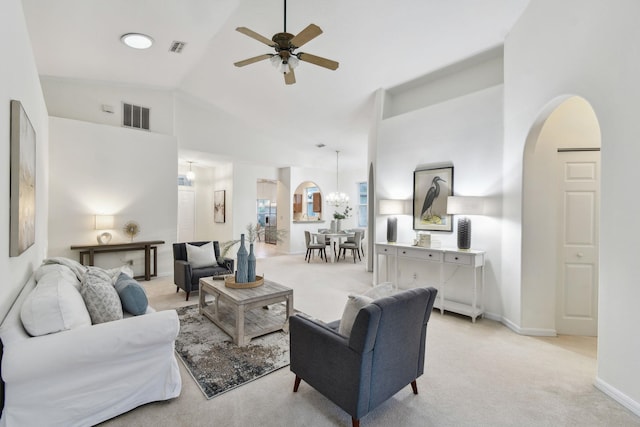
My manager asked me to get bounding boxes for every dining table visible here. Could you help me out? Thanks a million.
[312,231,355,263]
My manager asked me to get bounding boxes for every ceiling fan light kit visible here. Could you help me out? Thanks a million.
[234,0,339,85]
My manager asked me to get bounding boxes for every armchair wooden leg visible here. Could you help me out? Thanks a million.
[293,375,302,392]
[176,286,179,293]
[352,417,360,427]
[411,380,418,394]
[185,291,190,301]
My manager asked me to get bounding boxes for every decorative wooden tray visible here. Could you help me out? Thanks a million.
[224,275,264,289]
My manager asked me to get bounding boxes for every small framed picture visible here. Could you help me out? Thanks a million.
[214,190,225,223]
[413,166,453,232]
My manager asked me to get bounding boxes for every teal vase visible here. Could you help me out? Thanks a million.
[236,234,248,283]
[248,243,256,282]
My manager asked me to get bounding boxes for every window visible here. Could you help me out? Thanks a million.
[357,182,368,227]
[122,102,150,130]
[306,187,320,218]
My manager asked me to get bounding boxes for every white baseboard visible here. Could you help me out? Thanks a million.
[594,376,640,417]
[493,314,557,337]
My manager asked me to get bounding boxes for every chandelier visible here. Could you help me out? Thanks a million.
[326,150,349,207]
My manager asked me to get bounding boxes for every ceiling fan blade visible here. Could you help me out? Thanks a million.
[284,68,296,85]
[289,24,323,48]
[297,52,339,70]
[234,54,272,67]
[236,27,276,47]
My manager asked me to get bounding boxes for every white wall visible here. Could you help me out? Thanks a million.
[41,77,175,136]
[0,0,50,321]
[377,85,504,315]
[505,0,640,414]
[47,117,178,276]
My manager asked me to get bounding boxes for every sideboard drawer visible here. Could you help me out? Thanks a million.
[444,252,474,266]
[398,247,443,262]
[376,245,397,256]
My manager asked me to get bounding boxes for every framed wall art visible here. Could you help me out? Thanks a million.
[413,166,453,232]
[214,190,226,223]
[10,100,37,256]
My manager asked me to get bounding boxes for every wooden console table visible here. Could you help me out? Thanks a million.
[70,240,164,281]
[375,242,485,322]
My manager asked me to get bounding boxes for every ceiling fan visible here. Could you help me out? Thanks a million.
[233,0,339,85]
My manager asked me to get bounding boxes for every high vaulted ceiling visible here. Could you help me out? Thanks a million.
[22,0,530,169]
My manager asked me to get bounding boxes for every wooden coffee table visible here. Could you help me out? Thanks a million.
[199,277,294,347]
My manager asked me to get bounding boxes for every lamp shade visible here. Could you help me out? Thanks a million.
[446,196,486,215]
[379,199,408,215]
[95,215,114,230]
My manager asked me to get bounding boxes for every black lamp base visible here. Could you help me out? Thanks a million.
[457,217,471,250]
[387,217,397,243]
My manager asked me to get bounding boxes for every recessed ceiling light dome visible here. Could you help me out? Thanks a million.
[120,33,153,49]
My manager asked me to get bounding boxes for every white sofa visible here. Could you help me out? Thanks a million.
[0,260,182,427]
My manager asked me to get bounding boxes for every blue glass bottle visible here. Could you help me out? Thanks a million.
[236,234,248,283]
[248,243,256,282]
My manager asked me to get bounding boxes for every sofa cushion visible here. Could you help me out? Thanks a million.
[186,241,215,268]
[338,294,373,337]
[81,267,123,324]
[20,271,91,336]
[114,272,148,315]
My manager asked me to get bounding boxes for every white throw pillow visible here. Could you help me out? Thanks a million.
[186,242,215,269]
[34,264,81,290]
[21,272,91,336]
[338,294,373,337]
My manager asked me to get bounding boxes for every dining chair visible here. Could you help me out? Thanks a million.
[305,231,327,263]
[346,228,366,257]
[338,231,363,263]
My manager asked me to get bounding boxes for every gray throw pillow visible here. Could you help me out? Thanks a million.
[114,272,148,315]
[338,294,373,337]
[81,267,123,324]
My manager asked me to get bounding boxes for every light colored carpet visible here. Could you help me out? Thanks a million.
[98,252,640,427]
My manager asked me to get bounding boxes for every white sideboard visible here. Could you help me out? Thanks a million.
[374,242,485,322]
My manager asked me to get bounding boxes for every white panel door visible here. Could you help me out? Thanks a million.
[178,188,195,243]
[556,151,600,336]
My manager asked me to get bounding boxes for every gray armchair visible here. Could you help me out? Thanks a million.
[289,287,438,427]
[172,241,234,301]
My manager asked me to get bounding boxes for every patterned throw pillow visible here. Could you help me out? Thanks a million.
[80,267,123,324]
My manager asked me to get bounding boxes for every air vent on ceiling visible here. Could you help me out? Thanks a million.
[122,102,150,131]
[169,41,186,53]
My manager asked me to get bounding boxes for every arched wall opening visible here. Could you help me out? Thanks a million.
[521,96,601,334]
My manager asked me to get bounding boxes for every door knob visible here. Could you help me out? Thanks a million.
[577,252,584,258]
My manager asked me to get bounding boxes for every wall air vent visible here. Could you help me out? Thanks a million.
[169,41,186,53]
[122,102,150,131]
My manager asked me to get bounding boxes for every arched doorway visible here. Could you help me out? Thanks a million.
[521,96,601,336]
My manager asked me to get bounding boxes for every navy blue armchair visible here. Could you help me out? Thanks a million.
[289,287,438,427]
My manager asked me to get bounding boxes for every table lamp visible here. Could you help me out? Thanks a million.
[95,215,114,245]
[379,199,407,243]
[446,196,486,250]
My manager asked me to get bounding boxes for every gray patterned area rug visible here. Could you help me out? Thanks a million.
[175,304,290,399]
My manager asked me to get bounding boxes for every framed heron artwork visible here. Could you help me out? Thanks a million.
[413,166,453,232]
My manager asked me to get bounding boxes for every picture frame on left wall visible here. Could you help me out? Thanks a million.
[214,190,225,223]
[10,100,37,256]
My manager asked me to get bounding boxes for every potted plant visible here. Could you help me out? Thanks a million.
[332,205,352,231]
